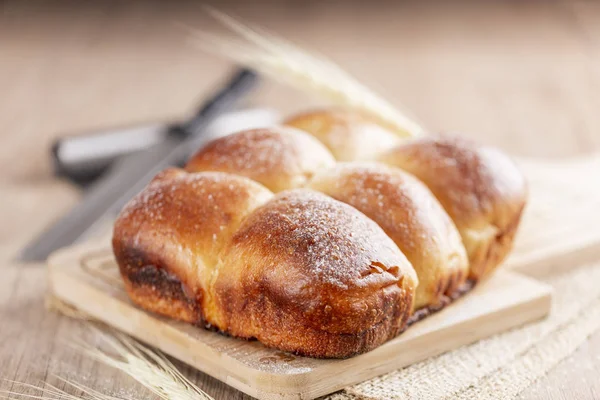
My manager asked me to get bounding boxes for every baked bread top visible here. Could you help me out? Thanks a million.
[113,108,527,358]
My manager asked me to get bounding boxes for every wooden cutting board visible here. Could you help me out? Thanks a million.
[47,154,600,400]
[48,245,551,400]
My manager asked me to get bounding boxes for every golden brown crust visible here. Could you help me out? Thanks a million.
[113,121,526,359]
[308,162,469,310]
[377,136,528,281]
[122,275,201,325]
[185,127,336,192]
[113,171,418,358]
[112,168,273,326]
[214,189,417,358]
[284,109,401,161]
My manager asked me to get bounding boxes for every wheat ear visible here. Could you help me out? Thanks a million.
[188,7,424,138]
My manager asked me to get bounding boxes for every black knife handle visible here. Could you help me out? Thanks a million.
[176,68,258,137]
[51,69,258,185]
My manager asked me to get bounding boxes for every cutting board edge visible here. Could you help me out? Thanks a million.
[47,242,553,400]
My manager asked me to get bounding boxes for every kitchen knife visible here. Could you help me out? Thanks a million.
[19,68,259,262]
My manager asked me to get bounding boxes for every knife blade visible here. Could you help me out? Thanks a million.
[18,68,259,262]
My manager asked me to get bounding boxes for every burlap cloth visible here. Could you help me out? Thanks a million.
[325,260,600,399]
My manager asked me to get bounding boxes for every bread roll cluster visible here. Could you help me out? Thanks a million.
[113,109,527,358]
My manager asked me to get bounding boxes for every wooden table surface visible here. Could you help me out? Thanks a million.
[1,1,600,399]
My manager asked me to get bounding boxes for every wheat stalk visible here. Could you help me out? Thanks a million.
[1,378,132,400]
[5,300,214,400]
[45,294,91,320]
[70,327,213,400]
[189,7,424,138]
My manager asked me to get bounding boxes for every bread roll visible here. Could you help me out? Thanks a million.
[284,109,401,161]
[112,168,273,326]
[378,137,527,281]
[188,126,473,308]
[214,189,417,357]
[113,119,527,358]
[308,162,469,310]
[113,175,417,358]
[186,126,336,192]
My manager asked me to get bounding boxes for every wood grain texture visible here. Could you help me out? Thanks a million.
[2,0,600,399]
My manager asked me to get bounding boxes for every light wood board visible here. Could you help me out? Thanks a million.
[48,243,552,400]
[45,154,600,399]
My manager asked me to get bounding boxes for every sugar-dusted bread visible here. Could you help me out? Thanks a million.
[284,108,527,282]
[184,127,470,309]
[307,162,469,309]
[213,189,417,357]
[113,171,417,358]
[186,126,335,192]
[284,109,401,161]
[112,169,273,325]
[113,110,527,358]
[377,136,527,281]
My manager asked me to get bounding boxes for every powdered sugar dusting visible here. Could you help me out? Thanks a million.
[379,136,527,226]
[232,189,413,289]
[114,168,273,263]
[118,169,268,222]
[186,127,335,191]
[285,109,401,161]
